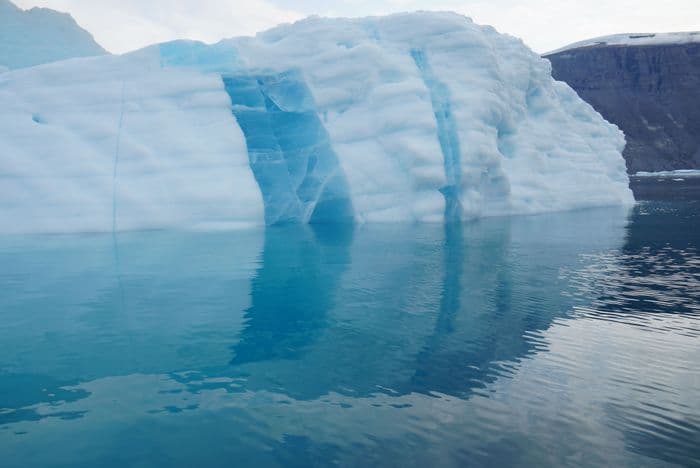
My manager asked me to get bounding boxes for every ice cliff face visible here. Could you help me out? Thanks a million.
[0,0,106,70]
[0,12,633,233]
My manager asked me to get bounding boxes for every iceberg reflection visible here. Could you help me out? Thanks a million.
[9,206,696,468]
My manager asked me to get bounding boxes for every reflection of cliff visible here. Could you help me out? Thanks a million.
[623,201,700,251]
[574,203,700,318]
[230,207,630,401]
[564,203,700,467]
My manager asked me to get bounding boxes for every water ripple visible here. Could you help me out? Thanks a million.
[1,204,699,467]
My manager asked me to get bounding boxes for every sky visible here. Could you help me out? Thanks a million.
[13,0,700,54]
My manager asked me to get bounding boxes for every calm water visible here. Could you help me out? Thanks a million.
[630,176,700,201]
[1,202,699,467]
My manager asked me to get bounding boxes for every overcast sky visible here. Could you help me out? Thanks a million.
[13,0,700,54]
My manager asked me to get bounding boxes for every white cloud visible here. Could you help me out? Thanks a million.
[453,0,700,53]
[12,0,700,54]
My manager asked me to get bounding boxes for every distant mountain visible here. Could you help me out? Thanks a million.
[546,33,700,173]
[0,0,106,70]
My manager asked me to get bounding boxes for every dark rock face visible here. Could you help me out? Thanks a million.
[546,44,700,173]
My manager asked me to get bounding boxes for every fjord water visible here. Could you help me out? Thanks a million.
[1,203,698,467]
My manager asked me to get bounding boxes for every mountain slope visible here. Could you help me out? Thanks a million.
[546,35,700,173]
[0,0,106,70]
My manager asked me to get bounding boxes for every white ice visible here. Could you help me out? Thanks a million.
[0,12,634,233]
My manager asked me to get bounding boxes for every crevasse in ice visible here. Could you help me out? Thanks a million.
[0,12,634,233]
[222,71,354,225]
[410,48,463,220]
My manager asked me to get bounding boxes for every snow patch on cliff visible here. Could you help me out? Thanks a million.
[547,31,700,55]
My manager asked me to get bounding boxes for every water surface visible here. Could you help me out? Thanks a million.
[1,202,699,467]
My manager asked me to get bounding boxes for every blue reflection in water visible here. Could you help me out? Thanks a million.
[0,203,699,467]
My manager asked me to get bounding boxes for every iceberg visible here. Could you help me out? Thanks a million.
[0,12,634,233]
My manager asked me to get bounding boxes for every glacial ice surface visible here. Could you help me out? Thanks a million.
[223,71,353,225]
[0,12,634,233]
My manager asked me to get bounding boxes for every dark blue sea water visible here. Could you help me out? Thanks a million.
[1,201,699,467]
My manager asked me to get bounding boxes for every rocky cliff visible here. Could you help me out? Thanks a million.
[546,41,700,173]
